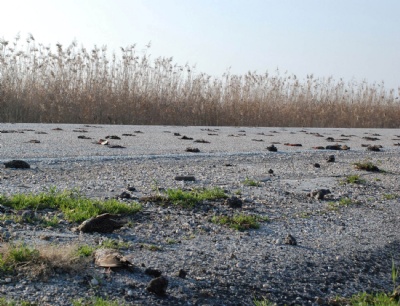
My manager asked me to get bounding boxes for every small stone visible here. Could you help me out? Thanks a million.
[105,135,121,139]
[235,262,244,268]
[73,213,126,233]
[268,169,274,175]
[127,185,136,192]
[178,269,187,278]
[308,189,331,200]
[266,145,277,152]
[284,143,302,147]
[314,163,320,168]
[145,268,162,278]
[19,210,35,220]
[96,139,108,145]
[284,234,297,245]
[326,144,341,150]
[90,278,99,286]
[224,196,242,208]
[367,145,381,152]
[3,160,30,169]
[118,191,131,199]
[185,147,200,153]
[326,155,335,162]
[174,175,196,181]
[147,276,168,296]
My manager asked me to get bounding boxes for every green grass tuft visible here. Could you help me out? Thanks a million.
[0,243,39,274]
[211,214,268,231]
[347,291,399,305]
[141,244,162,252]
[383,194,399,200]
[253,298,276,306]
[342,174,366,185]
[0,189,141,223]
[243,177,261,187]
[76,245,96,257]
[100,239,131,250]
[165,187,227,207]
[72,297,127,306]
[354,161,381,172]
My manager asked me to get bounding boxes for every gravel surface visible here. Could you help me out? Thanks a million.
[0,124,399,305]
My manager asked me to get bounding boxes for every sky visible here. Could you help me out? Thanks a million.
[1,0,399,91]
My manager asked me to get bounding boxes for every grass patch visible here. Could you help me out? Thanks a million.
[165,187,227,207]
[354,161,381,172]
[0,242,88,278]
[76,239,131,257]
[0,243,39,274]
[141,244,162,252]
[338,197,354,206]
[253,298,275,306]
[0,189,141,223]
[242,177,261,187]
[383,194,399,200]
[211,214,268,231]
[0,298,36,306]
[76,245,96,257]
[341,174,366,185]
[166,238,177,245]
[72,297,127,306]
[41,215,60,228]
[332,291,399,306]
[328,197,358,210]
[99,238,131,250]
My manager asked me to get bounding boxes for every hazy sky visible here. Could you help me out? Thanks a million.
[1,0,399,90]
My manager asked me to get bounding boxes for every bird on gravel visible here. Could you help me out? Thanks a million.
[94,248,133,271]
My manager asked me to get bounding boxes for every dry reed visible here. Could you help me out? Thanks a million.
[0,34,399,127]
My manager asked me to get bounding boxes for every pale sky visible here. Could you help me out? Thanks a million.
[1,0,399,90]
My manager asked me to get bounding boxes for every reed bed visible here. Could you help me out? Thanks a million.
[0,34,399,127]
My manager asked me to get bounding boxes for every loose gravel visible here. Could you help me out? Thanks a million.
[0,124,399,305]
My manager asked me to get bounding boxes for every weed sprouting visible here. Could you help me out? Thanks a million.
[243,177,261,187]
[99,239,131,250]
[72,296,127,306]
[253,297,276,306]
[341,174,366,185]
[0,189,141,222]
[165,187,227,207]
[141,244,162,252]
[383,194,399,200]
[354,161,380,172]
[76,245,96,257]
[211,214,268,231]
[0,242,87,276]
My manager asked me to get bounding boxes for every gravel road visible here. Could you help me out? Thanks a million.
[0,124,399,305]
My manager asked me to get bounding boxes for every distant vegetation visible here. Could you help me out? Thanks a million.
[0,34,399,127]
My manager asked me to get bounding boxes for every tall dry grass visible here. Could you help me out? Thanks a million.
[0,34,399,127]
